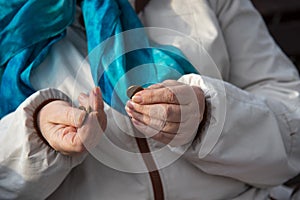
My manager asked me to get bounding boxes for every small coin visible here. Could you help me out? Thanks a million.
[127,85,144,99]
[78,105,92,114]
[79,106,86,112]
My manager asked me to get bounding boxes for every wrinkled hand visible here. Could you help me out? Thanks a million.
[125,80,205,146]
[37,87,107,155]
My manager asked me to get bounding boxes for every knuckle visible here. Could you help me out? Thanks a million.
[167,91,176,102]
[135,103,142,112]
[148,90,155,103]
[153,132,164,141]
[149,105,158,118]
[142,114,150,125]
[165,105,173,118]
[157,119,166,131]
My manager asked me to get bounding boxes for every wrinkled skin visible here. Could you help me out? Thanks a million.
[37,87,107,155]
[37,80,205,155]
[125,80,205,146]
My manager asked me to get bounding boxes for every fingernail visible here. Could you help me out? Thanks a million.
[93,87,100,96]
[125,106,133,117]
[132,94,142,103]
[126,101,134,109]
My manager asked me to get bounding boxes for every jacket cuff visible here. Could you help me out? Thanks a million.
[33,98,70,147]
[0,88,86,198]
[19,88,85,166]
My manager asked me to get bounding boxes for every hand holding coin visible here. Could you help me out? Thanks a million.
[37,87,106,155]
[125,80,205,146]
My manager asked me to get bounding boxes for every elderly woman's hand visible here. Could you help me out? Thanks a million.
[37,87,107,155]
[125,80,205,146]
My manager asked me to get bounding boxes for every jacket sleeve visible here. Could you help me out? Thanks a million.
[172,0,300,187]
[0,89,85,199]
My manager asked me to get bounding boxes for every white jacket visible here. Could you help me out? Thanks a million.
[1,0,300,199]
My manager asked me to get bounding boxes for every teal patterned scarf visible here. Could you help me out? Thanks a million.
[0,0,197,118]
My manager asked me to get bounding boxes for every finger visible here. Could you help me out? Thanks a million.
[132,118,196,147]
[127,103,200,145]
[77,112,104,149]
[132,118,175,144]
[61,127,86,153]
[78,93,89,108]
[147,80,184,90]
[89,87,106,131]
[141,80,184,99]
[132,87,178,104]
[46,125,85,155]
[147,83,164,89]
[54,112,105,155]
[133,84,195,105]
[128,108,180,133]
[48,101,87,128]
[161,79,184,86]
[89,87,104,112]
[94,109,107,132]
[127,101,182,122]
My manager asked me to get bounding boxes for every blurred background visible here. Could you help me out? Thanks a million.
[251,0,300,72]
[251,0,300,186]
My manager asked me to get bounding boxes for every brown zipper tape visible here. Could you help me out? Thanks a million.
[135,137,165,200]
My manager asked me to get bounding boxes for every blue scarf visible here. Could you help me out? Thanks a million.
[0,0,197,118]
